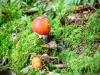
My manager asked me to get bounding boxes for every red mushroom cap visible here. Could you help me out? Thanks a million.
[31,17,51,35]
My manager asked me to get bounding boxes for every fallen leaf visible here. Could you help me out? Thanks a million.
[41,53,59,63]
[24,7,38,15]
[49,72,61,75]
[21,65,33,74]
[53,64,68,68]
[45,2,52,11]
[67,15,84,24]
[41,41,57,50]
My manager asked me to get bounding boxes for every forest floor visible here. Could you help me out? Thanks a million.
[0,1,100,75]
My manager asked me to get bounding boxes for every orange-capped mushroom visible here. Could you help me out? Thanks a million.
[32,56,42,68]
[31,16,51,39]
[32,17,51,35]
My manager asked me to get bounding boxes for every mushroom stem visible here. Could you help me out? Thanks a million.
[38,35,48,40]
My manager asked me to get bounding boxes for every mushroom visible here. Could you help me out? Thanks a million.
[31,16,51,40]
[32,56,42,68]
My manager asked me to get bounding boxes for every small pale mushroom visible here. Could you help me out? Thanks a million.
[9,33,17,42]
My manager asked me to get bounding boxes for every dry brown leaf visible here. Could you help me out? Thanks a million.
[45,2,52,11]
[53,64,68,68]
[41,41,57,50]
[41,53,60,63]
[24,7,38,15]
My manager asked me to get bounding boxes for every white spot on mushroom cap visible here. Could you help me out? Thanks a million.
[38,17,42,19]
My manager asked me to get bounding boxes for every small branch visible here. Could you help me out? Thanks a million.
[87,2,97,11]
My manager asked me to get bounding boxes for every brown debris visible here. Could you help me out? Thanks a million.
[53,64,68,68]
[67,15,85,24]
[41,53,60,63]
[23,7,38,15]
[2,12,11,21]
[60,5,97,25]
[45,2,52,11]
[41,41,57,50]
[73,5,96,14]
